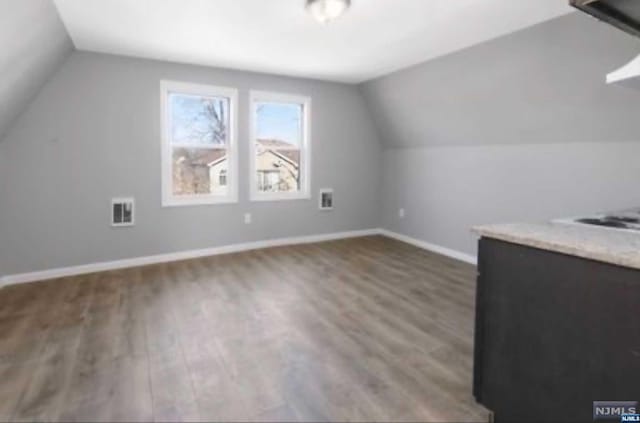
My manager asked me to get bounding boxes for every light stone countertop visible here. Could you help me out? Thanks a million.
[472,222,640,270]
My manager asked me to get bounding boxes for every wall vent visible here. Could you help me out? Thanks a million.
[319,189,334,211]
[111,198,135,227]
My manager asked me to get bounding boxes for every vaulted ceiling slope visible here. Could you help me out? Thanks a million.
[361,13,640,148]
[0,0,74,141]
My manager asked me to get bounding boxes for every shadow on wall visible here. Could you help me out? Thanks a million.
[0,0,73,141]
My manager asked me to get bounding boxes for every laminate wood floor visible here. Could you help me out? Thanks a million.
[0,236,488,422]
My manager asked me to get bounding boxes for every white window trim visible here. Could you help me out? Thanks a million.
[161,80,239,207]
[249,90,311,202]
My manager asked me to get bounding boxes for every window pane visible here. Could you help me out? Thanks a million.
[256,102,303,147]
[256,141,300,193]
[170,93,229,146]
[172,147,227,196]
[255,102,303,193]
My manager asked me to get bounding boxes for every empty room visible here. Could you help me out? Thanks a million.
[1,0,639,422]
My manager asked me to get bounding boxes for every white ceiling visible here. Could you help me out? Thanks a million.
[52,0,572,83]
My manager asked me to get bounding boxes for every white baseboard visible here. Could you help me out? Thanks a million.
[0,229,379,287]
[378,229,477,265]
[0,228,476,288]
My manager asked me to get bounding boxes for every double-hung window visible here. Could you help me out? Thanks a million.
[161,81,238,206]
[250,91,311,201]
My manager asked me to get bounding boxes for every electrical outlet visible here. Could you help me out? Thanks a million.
[398,208,405,219]
[244,213,252,224]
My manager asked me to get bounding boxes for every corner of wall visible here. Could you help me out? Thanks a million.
[355,81,389,230]
[0,0,75,143]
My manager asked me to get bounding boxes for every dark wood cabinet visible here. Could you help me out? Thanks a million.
[473,237,640,422]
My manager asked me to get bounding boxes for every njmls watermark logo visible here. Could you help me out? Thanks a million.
[593,401,638,421]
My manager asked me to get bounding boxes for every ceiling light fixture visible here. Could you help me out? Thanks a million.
[306,0,351,24]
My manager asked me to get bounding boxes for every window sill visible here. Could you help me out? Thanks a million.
[250,193,311,202]
[162,196,238,207]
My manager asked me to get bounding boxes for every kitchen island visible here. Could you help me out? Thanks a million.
[472,221,640,423]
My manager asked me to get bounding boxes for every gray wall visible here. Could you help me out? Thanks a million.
[4,11,640,274]
[0,0,73,140]
[362,13,640,256]
[362,13,640,149]
[381,142,640,256]
[0,52,382,275]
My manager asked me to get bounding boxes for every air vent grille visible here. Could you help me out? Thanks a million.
[319,189,334,211]
[112,198,135,227]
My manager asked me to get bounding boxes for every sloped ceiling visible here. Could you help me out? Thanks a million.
[361,13,640,148]
[0,0,73,141]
